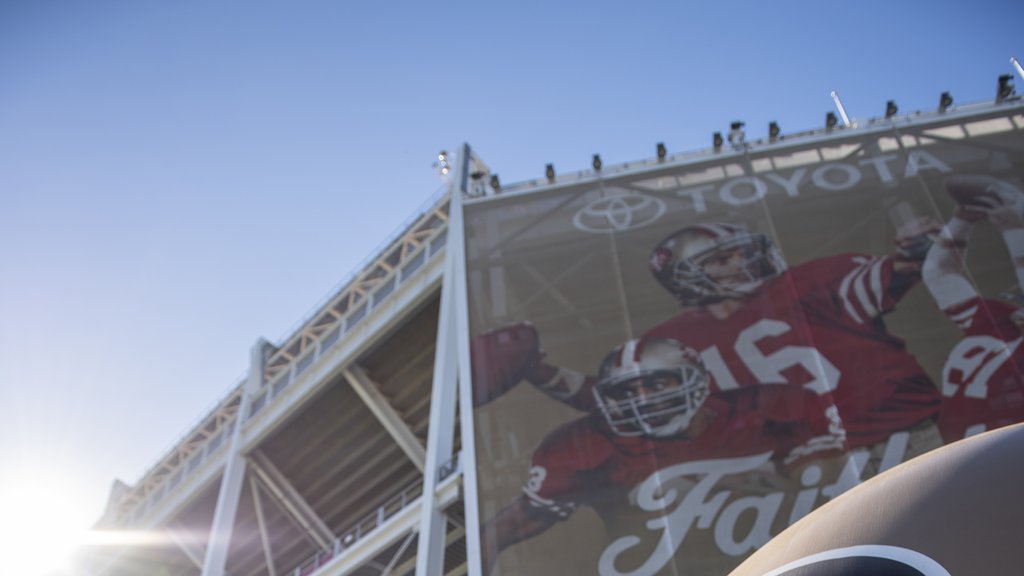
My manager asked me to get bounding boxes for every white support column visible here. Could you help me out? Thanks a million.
[415,144,472,576]
[249,476,278,576]
[452,144,484,576]
[343,365,427,472]
[201,338,269,576]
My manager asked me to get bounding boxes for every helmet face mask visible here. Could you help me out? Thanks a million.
[650,224,787,306]
[593,339,710,437]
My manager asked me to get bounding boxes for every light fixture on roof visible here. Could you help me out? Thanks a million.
[490,174,500,193]
[712,132,723,151]
[592,154,602,172]
[885,100,898,118]
[768,121,780,142]
[656,142,667,161]
[728,121,746,149]
[825,112,838,131]
[997,74,1015,102]
[433,150,450,177]
[545,163,555,182]
[938,92,953,113]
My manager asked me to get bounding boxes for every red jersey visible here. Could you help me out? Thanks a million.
[937,297,1024,442]
[523,387,840,515]
[644,254,939,448]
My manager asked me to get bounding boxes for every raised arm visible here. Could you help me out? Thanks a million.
[945,175,1024,290]
[922,215,977,311]
[471,322,596,410]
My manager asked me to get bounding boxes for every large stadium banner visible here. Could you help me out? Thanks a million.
[464,107,1024,576]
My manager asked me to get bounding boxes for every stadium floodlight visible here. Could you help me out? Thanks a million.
[768,121,780,142]
[545,163,555,182]
[886,100,898,118]
[728,121,746,149]
[825,112,838,131]
[713,132,723,151]
[592,154,602,172]
[490,174,501,192]
[656,142,667,162]
[434,150,450,176]
[939,92,953,113]
[997,74,1015,102]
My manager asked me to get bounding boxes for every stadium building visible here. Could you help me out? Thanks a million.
[86,81,1024,576]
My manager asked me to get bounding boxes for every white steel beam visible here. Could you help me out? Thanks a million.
[452,144,484,576]
[342,365,426,472]
[249,476,278,576]
[248,450,334,551]
[416,143,472,576]
[200,339,268,576]
[380,530,417,575]
[166,523,205,570]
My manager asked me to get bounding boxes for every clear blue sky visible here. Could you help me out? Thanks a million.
[0,0,1021,558]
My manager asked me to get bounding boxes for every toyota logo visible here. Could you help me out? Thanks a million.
[573,193,666,233]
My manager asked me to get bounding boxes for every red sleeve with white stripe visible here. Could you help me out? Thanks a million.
[790,254,918,325]
[828,254,908,324]
[944,297,1023,341]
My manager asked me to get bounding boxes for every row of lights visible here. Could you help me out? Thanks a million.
[885,90,955,119]
[482,74,1020,191]
[539,142,668,185]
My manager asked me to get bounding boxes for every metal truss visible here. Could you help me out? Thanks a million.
[343,365,426,472]
[112,387,242,521]
[248,450,335,551]
[262,195,452,385]
[107,190,451,527]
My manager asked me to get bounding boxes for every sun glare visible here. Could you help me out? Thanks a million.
[0,464,181,576]
[0,475,97,576]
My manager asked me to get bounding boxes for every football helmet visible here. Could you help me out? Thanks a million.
[593,338,709,437]
[649,223,787,305]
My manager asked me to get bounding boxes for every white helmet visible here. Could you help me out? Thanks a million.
[593,338,709,437]
[649,223,787,305]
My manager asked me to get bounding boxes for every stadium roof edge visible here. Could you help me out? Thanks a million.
[482,97,1024,201]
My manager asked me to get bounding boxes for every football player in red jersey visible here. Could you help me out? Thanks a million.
[644,221,942,460]
[922,175,1024,443]
[482,337,845,575]
[474,220,942,465]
